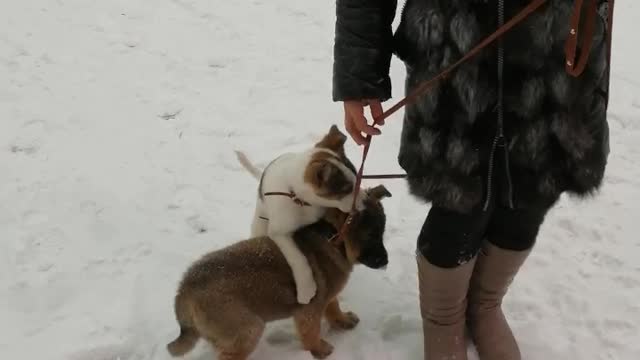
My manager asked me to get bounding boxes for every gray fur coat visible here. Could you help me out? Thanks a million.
[333,0,611,212]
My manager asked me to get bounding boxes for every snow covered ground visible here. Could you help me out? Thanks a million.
[1,1,639,359]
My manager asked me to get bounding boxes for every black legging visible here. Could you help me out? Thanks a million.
[416,134,558,268]
[417,203,549,268]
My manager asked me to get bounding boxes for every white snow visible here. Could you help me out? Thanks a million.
[1,1,639,359]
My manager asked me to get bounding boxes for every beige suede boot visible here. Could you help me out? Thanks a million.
[467,242,532,360]
[417,253,476,360]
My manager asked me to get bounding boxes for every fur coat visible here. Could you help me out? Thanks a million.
[333,0,611,212]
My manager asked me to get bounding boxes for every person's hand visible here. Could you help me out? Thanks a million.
[343,99,385,145]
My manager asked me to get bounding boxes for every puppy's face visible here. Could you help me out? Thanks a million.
[304,125,357,199]
[304,159,353,199]
[327,185,391,269]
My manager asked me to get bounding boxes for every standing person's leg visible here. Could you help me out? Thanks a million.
[417,206,492,360]
[467,204,550,360]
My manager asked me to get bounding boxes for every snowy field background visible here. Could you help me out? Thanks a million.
[1,1,639,359]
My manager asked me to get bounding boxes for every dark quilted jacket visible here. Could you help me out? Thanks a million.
[333,0,612,212]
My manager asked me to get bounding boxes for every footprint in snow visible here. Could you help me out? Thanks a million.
[9,119,51,156]
[611,274,640,287]
[554,217,580,238]
[159,109,182,121]
[378,314,421,341]
[207,60,227,69]
[66,343,148,360]
[265,320,298,345]
[589,251,625,268]
[186,215,208,234]
[9,144,38,155]
[171,184,205,208]
[22,210,48,226]
[266,327,297,345]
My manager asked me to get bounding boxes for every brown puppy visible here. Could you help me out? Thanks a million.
[167,185,391,360]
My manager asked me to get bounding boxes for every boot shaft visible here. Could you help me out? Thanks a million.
[417,254,476,360]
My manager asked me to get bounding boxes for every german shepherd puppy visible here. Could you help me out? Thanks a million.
[167,185,391,360]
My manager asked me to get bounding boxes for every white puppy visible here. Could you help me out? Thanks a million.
[235,125,366,304]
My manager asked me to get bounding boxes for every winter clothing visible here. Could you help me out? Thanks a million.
[418,202,546,268]
[468,242,533,360]
[333,1,611,359]
[417,151,549,268]
[332,0,396,102]
[333,0,612,212]
[417,254,476,360]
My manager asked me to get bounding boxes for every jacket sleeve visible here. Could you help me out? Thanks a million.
[332,0,397,102]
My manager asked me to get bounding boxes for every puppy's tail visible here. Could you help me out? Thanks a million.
[167,292,199,357]
[234,150,262,180]
[167,327,198,357]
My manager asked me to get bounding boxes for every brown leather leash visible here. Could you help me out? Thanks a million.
[331,0,616,245]
[566,0,598,76]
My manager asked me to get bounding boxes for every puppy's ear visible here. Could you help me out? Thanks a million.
[306,160,333,189]
[315,125,347,152]
[317,162,333,185]
[367,185,392,201]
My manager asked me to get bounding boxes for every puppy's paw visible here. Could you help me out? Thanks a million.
[310,339,334,359]
[337,201,353,213]
[296,279,317,304]
[329,311,360,330]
